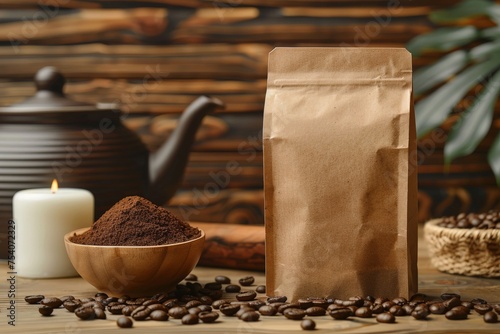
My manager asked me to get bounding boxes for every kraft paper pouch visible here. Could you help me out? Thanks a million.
[263,47,417,300]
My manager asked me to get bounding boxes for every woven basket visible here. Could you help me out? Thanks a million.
[424,219,500,278]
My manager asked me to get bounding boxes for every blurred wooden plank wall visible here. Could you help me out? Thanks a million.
[0,0,495,229]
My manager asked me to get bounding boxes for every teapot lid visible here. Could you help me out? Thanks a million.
[0,66,117,113]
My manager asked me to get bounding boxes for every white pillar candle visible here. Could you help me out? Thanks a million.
[13,180,94,278]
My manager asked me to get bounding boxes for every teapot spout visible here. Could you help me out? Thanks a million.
[148,95,224,205]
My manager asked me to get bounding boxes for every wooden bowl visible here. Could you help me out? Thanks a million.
[64,227,205,296]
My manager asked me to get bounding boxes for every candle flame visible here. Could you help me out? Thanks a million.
[51,179,58,194]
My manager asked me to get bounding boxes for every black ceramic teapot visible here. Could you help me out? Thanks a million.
[0,66,224,256]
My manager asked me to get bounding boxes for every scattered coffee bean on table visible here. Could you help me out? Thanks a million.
[376,312,396,323]
[239,276,255,286]
[301,318,316,330]
[24,276,500,330]
[215,275,231,284]
[225,284,241,293]
[483,311,498,323]
[182,313,199,325]
[25,295,44,304]
[184,274,198,281]
[256,285,266,294]
[117,316,133,328]
[38,306,53,316]
[240,310,260,322]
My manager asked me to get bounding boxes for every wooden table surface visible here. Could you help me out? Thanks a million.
[1,226,499,333]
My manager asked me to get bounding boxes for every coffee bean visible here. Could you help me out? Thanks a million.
[248,300,266,310]
[267,296,287,304]
[259,305,278,316]
[199,296,213,306]
[445,306,468,320]
[298,299,313,309]
[147,304,166,312]
[225,284,241,293]
[355,306,372,318]
[63,300,81,312]
[381,301,395,311]
[474,304,492,315]
[441,293,461,301]
[185,300,202,308]
[131,306,152,321]
[239,276,255,286]
[392,297,407,306]
[376,312,396,323]
[219,304,240,316]
[142,299,159,307]
[212,299,229,310]
[402,304,414,315]
[236,291,257,301]
[443,297,461,310]
[278,303,301,314]
[82,301,104,310]
[150,310,169,321]
[117,316,133,328]
[412,305,429,320]
[162,299,179,309]
[181,313,199,325]
[41,297,63,308]
[461,301,473,310]
[329,308,352,320]
[184,273,198,281]
[204,282,222,290]
[199,311,219,323]
[283,308,306,320]
[75,307,95,320]
[410,293,427,302]
[240,310,260,322]
[311,298,329,309]
[121,305,138,316]
[305,306,326,316]
[198,305,213,313]
[374,297,389,305]
[59,296,75,304]
[168,306,189,319]
[237,306,255,318]
[215,275,231,284]
[38,306,53,316]
[301,319,316,330]
[371,304,385,314]
[80,297,96,303]
[484,311,498,323]
[94,308,106,320]
[107,304,126,315]
[429,303,447,314]
[493,303,500,314]
[188,307,203,315]
[25,295,44,304]
[471,298,488,305]
[256,285,266,294]
[389,305,406,316]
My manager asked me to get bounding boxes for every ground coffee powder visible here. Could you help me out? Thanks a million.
[70,196,201,246]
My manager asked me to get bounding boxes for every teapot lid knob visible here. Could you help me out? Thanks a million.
[35,66,65,95]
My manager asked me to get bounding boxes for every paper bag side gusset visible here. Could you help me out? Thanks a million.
[263,47,417,301]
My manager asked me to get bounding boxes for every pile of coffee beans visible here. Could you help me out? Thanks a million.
[437,210,500,229]
[25,274,500,330]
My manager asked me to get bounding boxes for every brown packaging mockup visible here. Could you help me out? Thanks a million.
[263,47,417,300]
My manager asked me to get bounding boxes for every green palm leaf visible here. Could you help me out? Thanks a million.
[444,70,500,165]
[470,39,500,61]
[413,50,468,96]
[406,26,478,57]
[416,57,500,138]
[429,0,494,24]
[488,133,500,185]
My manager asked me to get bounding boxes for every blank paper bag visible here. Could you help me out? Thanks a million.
[263,47,418,300]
